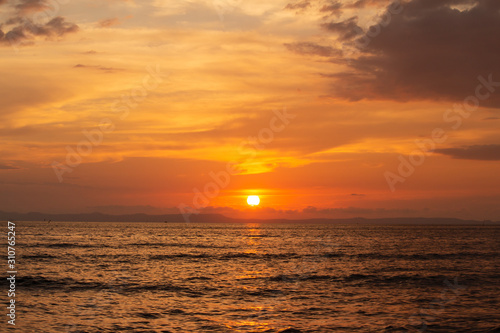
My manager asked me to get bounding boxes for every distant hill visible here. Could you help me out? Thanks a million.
[0,211,232,223]
[251,217,499,225]
[0,210,498,225]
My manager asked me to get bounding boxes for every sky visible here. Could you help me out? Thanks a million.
[1,0,500,220]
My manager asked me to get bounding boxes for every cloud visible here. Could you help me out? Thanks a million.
[321,16,363,41]
[347,0,394,9]
[0,164,20,170]
[285,0,393,15]
[200,205,300,216]
[43,16,78,35]
[301,205,420,216]
[284,41,340,57]
[0,0,78,47]
[285,0,311,11]
[290,0,500,106]
[87,205,171,215]
[319,1,342,14]
[73,64,123,73]
[15,0,50,14]
[97,17,121,28]
[434,144,500,161]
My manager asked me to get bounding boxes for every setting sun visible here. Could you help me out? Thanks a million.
[247,195,260,206]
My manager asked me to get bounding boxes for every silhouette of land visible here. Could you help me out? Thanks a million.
[1,211,498,225]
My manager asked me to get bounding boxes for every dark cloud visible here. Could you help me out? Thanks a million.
[285,0,311,10]
[320,1,342,14]
[0,26,29,45]
[348,0,393,9]
[0,164,20,170]
[286,0,392,15]
[321,16,362,41]
[284,41,340,57]
[0,0,78,47]
[336,0,500,105]
[291,0,500,106]
[1,17,78,45]
[44,16,78,35]
[435,144,500,161]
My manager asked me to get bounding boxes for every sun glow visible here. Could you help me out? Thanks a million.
[247,195,260,206]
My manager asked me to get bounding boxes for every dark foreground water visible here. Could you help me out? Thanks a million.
[3,222,500,332]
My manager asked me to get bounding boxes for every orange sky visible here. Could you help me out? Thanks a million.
[1,0,500,220]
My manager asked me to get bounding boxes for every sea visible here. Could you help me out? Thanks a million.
[4,222,500,333]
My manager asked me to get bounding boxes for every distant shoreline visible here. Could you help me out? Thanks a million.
[1,211,499,225]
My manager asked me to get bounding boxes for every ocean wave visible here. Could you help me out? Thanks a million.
[18,276,100,290]
[149,254,211,259]
[246,234,280,238]
[32,243,110,249]
[18,248,498,269]
[17,275,198,293]
[353,252,498,260]
[141,251,499,262]
[24,272,456,293]
[147,252,301,261]
[129,242,231,249]
[220,252,300,260]
[263,272,487,287]
[269,274,334,282]
[185,276,212,281]
[21,254,57,259]
[135,312,162,319]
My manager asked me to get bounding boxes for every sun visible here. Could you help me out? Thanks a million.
[247,195,260,206]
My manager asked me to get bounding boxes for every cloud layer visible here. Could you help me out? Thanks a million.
[1,0,499,220]
[435,144,500,161]
[0,0,78,46]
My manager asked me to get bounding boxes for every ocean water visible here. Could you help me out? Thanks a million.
[5,222,500,333]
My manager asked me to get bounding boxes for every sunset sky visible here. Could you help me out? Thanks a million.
[1,0,500,220]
